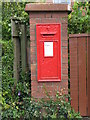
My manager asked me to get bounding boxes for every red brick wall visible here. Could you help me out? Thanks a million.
[29,11,68,99]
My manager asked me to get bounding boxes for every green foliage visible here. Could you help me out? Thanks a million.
[2,2,29,41]
[2,2,30,119]
[2,72,31,119]
[68,2,90,34]
[2,89,81,119]
[2,40,14,102]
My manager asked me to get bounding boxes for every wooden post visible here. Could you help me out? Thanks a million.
[87,35,90,116]
[21,24,26,72]
[11,19,20,81]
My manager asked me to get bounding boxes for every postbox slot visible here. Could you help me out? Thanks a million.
[42,34,54,37]
[41,32,56,38]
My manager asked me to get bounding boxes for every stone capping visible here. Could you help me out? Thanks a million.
[25,3,71,12]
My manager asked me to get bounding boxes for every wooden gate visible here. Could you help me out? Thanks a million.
[69,34,90,116]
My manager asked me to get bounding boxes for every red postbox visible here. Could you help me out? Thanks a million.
[36,24,61,82]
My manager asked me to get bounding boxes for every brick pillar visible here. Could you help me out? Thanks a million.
[25,3,71,99]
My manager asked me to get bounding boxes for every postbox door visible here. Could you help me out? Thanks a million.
[36,24,61,82]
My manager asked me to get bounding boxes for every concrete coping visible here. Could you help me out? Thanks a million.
[25,3,71,12]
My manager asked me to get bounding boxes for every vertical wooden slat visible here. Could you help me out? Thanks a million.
[78,37,87,116]
[26,36,30,70]
[21,24,26,72]
[11,19,20,81]
[13,38,20,81]
[27,47,30,70]
[87,36,90,116]
[70,37,78,112]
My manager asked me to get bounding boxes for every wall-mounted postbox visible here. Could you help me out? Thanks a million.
[36,24,61,82]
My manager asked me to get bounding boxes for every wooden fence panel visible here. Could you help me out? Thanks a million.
[78,37,87,116]
[87,36,90,116]
[69,34,90,116]
[69,37,78,112]
[11,18,30,81]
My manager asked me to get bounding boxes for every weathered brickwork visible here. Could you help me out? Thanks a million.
[25,4,71,99]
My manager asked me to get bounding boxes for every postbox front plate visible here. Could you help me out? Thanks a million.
[36,24,61,82]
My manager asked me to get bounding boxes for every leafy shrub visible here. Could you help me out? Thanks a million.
[23,92,82,120]
[2,40,31,119]
[68,2,90,34]
[2,40,14,110]
[2,2,29,41]
[2,89,82,119]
